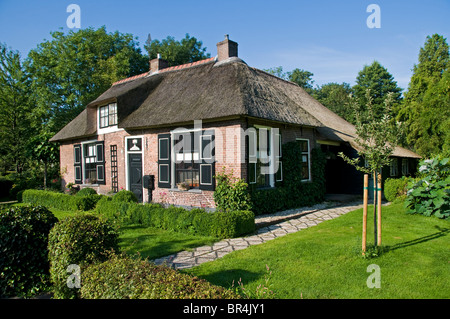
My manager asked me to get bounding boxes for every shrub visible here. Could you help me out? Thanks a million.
[112,190,138,203]
[0,206,58,297]
[22,189,103,211]
[75,187,97,197]
[48,214,119,299]
[81,253,240,299]
[384,177,410,202]
[405,156,450,219]
[214,168,252,212]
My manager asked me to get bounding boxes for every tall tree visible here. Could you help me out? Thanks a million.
[0,43,34,174]
[313,82,355,123]
[353,61,402,121]
[26,26,148,134]
[145,34,210,67]
[396,34,449,157]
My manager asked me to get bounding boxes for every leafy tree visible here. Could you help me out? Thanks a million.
[396,34,449,157]
[0,43,34,174]
[26,26,148,134]
[264,66,315,93]
[313,82,355,123]
[353,61,402,121]
[145,33,211,67]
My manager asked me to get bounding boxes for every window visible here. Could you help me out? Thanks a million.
[174,132,200,189]
[99,103,117,128]
[402,159,409,176]
[390,158,398,177]
[73,142,105,185]
[297,139,310,181]
[248,127,282,188]
[157,130,215,191]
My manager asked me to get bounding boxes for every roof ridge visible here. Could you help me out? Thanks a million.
[111,57,216,87]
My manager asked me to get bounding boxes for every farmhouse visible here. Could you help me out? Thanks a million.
[50,35,420,208]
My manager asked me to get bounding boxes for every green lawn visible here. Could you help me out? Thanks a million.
[186,202,449,299]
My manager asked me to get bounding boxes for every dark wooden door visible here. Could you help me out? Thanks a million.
[128,154,143,202]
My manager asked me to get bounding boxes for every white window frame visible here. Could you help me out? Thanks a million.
[390,158,399,177]
[296,138,311,182]
[97,102,123,135]
[402,159,409,176]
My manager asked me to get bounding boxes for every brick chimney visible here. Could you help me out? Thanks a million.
[150,53,169,74]
[216,34,238,62]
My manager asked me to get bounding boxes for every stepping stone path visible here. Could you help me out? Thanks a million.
[153,201,363,270]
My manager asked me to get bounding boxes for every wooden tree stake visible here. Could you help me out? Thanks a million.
[377,172,382,246]
[362,174,369,255]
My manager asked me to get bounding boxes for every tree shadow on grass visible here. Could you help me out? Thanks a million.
[385,226,449,252]
[196,269,263,291]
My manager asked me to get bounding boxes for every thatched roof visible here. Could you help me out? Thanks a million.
[50,56,420,159]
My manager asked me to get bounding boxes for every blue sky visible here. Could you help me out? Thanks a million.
[0,0,448,90]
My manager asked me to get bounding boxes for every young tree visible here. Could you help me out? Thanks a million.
[353,61,402,121]
[397,34,449,157]
[145,33,211,67]
[339,89,403,249]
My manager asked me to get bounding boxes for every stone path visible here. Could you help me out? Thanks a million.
[153,200,363,270]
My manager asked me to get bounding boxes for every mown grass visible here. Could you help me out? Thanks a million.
[186,202,449,299]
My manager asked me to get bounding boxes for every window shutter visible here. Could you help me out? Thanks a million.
[275,132,282,182]
[199,129,215,191]
[74,144,82,184]
[95,141,105,185]
[158,134,171,188]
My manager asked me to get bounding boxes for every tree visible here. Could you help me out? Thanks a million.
[313,82,355,123]
[145,34,211,67]
[339,89,403,251]
[264,66,315,93]
[353,61,402,121]
[26,26,148,134]
[396,34,449,157]
[0,43,34,174]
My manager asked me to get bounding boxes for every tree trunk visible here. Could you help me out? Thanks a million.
[44,161,48,190]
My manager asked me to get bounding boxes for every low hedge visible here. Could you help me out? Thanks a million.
[95,197,255,239]
[22,189,103,211]
[81,253,240,299]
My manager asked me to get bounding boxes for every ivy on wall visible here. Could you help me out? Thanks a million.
[250,142,326,215]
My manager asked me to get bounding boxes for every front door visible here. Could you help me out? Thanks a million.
[128,153,143,202]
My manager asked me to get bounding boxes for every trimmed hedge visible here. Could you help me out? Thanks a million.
[48,214,119,299]
[22,189,103,211]
[95,197,255,239]
[81,253,240,299]
[0,205,58,298]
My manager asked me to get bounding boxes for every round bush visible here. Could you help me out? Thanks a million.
[112,190,138,203]
[48,214,119,299]
[0,205,58,297]
[75,187,97,197]
[384,177,409,202]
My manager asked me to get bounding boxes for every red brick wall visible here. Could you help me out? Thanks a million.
[59,118,317,209]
